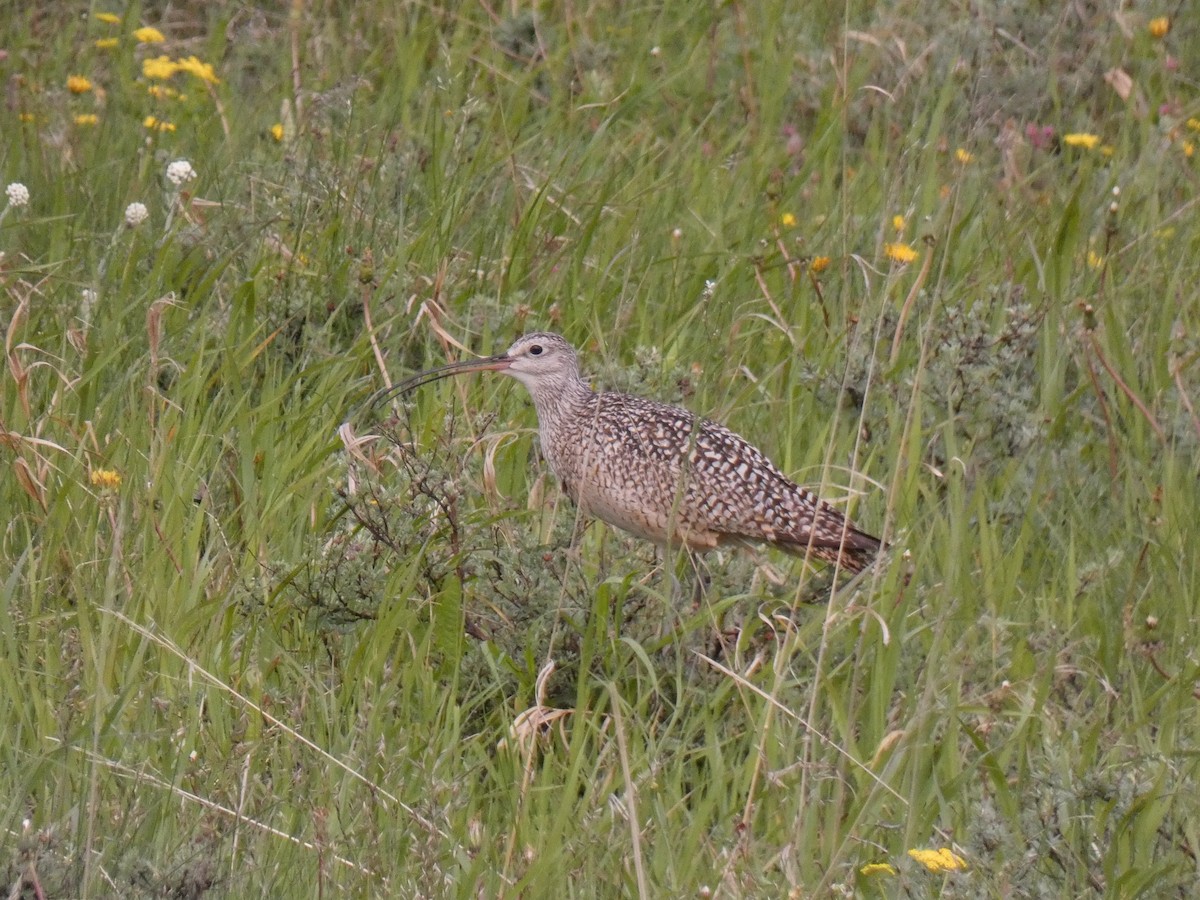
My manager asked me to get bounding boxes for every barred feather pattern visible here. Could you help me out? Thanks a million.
[501,333,881,573]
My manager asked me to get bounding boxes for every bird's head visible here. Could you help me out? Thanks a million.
[497,332,580,392]
[371,331,584,410]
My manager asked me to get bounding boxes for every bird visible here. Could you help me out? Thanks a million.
[374,332,882,574]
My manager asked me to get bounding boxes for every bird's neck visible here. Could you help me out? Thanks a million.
[527,374,594,430]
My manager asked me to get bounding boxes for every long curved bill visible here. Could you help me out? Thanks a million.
[367,352,513,410]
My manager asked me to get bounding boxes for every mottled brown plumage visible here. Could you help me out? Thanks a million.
[383,332,882,573]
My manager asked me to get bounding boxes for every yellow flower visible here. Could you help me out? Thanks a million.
[1087,250,1105,269]
[134,26,166,43]
[93,12,121,24]
[143,56,180,79]
[1100,145,1115,157]
[892,214,906,232]
[74,114,99,126]
[809,255,830,274]
[1063,133,1100,150]
[1183,141,1195,159]
[94,38,119,49]
[885,242,918,264]
[859,863,897,876]
[143,115,176,132]
[1148,17,1170,38]
[175,55,220,84]
[67,75,93,94]
[1188,118,1200,133]
[779,211,797,227]
[270,122,285,142]
[954,147,973,164]
[19,112,36,123]
[90,469,122,489]
[147,85,180,100]
[908,848,968,873]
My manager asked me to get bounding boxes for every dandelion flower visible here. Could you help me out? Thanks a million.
[270,122,285,142]
[809,255,831,274]
[134,26,166,43]
[885,242,918,264]
[1063,133,1100,150]
[67,75,93,94]
[124,202,149,227]
[1148,17,1170,39]
[90,469,122,489]
[166,160,197,186]
[175,55,220,84]
[892,214,906,232]
[908,848,968,873]
[93,11,121,24]
[859,863,897,877]
[94,38,119,49]
[143,56,180,80]
[954,147,973,163]
[143,116,176,132]
[5,183,30,208]
[74,113,99,126]
[780,212,797,227]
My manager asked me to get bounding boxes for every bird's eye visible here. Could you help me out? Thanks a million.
[529,344,543,356]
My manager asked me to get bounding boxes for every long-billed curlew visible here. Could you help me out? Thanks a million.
[376,332,882,573]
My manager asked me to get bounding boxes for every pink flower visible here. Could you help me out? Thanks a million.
[1025,124,1055,150]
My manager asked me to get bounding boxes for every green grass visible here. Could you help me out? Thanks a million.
[3,1,1200,896]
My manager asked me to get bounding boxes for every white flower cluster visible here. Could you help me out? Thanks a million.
[5,183,30,208]
[124,202,149,227]
[166,160,197,186]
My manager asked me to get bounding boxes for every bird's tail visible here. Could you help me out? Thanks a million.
[780,522,883,574]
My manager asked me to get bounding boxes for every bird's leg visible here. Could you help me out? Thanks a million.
[665,552,685,604]
[685,552,742,661]
[662,547,706,606]
[826,561,874,599]
[685,550,712,609]
[728,539,790,588]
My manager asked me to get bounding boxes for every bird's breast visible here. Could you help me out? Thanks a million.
[538,417,721,550]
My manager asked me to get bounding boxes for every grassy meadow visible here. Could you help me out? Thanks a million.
[3,1,1200,896]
